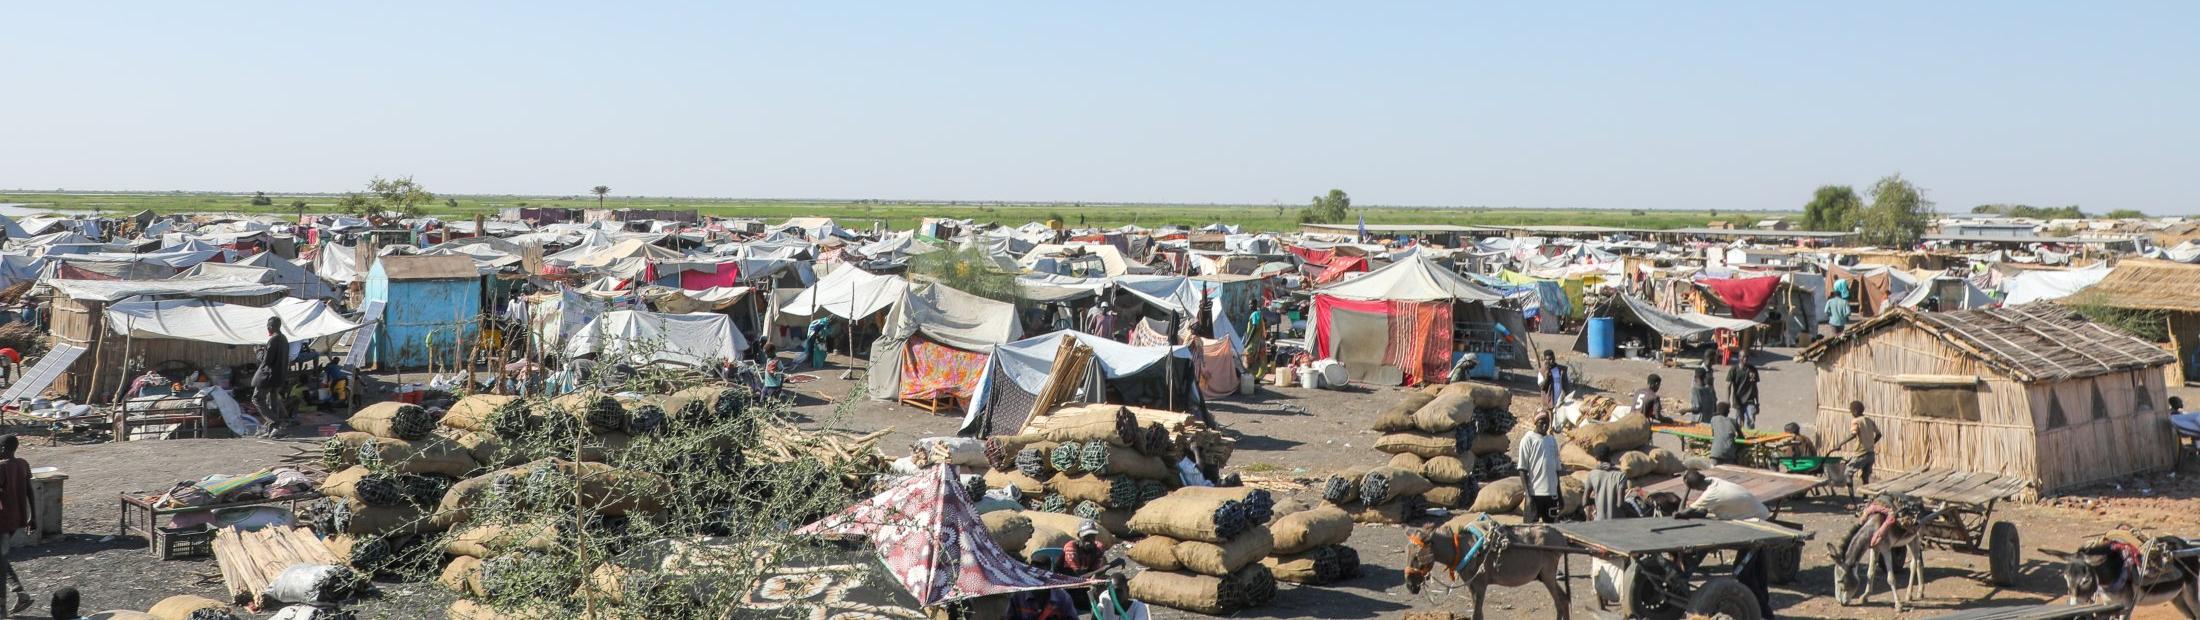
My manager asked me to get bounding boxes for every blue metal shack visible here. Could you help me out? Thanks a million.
[363,254,481,368]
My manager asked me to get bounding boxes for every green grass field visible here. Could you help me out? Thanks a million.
[0,191,1791,233]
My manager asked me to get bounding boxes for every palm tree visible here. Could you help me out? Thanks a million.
[591,185,610,208]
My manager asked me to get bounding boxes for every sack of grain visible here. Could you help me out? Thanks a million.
[1568,410,1651,453]
[1374,432,1458,458]
[1173,527,1273,576]
[1421,456,1472,484]
[320,466,403,506]
[981,511,1034,553]
[445,521,560,558]
[1321,466,1369,505]
[1388,452,1426,472]
[1616,450,1655,479]
[1126,535,1183,570]
[442,394,518,433]
[1468,477,1526,514]
[148,595,235,620]
[1560,474,1587,516]
[1646,447,1686,475]
[1422,485,1471,509]
[1560,442,1600,472]
[1373,392,1436,432]
[1349,498,1421,525]
[1048,473,1121,506]
[438,555,483,595]
[349,401,436,440]
[1262,544,1362,585]
[1126,564,1276,614]
[1020,524,1072,563]
[1022,511,1116,546]
[552,392,630,434]
[1409,393,1477,434]
[1268,506,1353,555]
[983,469,1046,497]
[1128,492,1256,544]
[1358,466,1435,506]
[1468,433,1510,456]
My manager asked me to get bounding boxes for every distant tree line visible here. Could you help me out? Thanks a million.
[1970,204,2146,220]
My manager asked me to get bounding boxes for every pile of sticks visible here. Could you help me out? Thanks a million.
[751,423,892,491]
[211,525,345,606]
[1026,335,1094,420]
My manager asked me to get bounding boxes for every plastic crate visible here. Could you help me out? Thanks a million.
[155,525,216,559]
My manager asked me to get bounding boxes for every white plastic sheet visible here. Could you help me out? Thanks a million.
[105,297,363,344]
[566,310,746,368]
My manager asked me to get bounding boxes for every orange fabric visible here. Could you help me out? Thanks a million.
[1386,300,1453,386]
[899,336,989,400]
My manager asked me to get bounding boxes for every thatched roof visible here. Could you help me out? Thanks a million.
[2070,259,2200,312]
[1799,304,2173,382]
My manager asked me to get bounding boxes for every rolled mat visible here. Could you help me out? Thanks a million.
[398,474,455,507]
[1172,527,1273,576]
[1421,455,1472,484]
[349,401,436,441]
[983,469,1046,497]
[552,392,629,433]
[1388,452,1426,472]
[1372,391,1435,433]
[147,595,235,620]
[1321,467,1370,505]
[1023,510,1117,546]
[1140,421,1172,457]
[1262,544,1361,585]
[1372,432,1458,458]
[982,511,1034,553]
[1469,477,1526,514]
[321,467,403,507]
[441,394,517,433]
[1128,534,1183,570]
[1268,506,1353,555]
[1349,498,1422,525]
[1409,393,1477,434]
[1126,564,1276,614]
[1646,447,1687,475]
[1049,440,1085,474]
[1568,410,1651,453]
[1358,466,1435,506]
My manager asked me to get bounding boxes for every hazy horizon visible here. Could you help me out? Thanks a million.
[4,3,2194,214]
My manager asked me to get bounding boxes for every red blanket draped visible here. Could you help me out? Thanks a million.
[1701,276,1780,320]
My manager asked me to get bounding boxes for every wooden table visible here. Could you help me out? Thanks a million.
[1861,468,2032,586]
[1636,464,1824,518]
[117,492,323,559]
[1653,423,1795,468]
[113,394,216,442]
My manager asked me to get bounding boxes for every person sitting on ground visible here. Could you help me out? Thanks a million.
[1779,422,1817,459]
[1707,403,1741,466]
[760,360,786,401]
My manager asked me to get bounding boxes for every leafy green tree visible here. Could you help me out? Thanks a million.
[2104,208,2147,219]
[592,185,610,208]
[1858,173,1935,247]
[910,244,1021,305]
[250,191,273,206]
[1802,185,1862,231]
[335,176,436,220]
[1297,189,1351,224]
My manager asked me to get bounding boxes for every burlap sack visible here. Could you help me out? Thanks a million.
[320,466,377,501]
[329,433,479,477]
[1409,394,1477,434]
[1349,499,1419,524]
[1322,466,1370,505]
[1388,452,1426,472]
[1127,535,1184,571]
[1424,485,1469,508]
[1020,525,1072,563]
[1373,392,1436,432]
[340,499,430,535]
[1616,451,1656,479]
[983,469,1046,497]
[443,394,518,433]
[1128,492,1246,544]
[1569,410,1652,453]
[148,595,233,620]
[1646,447,1687,475]
[439,555,484,594]
[1268,506,1352,555]
[1560,474,1587,516]
[349,401,434,440]
[446,522,560,558]
[1048,474,1116,506]
[1022,510,1117,545]
[323,533,381,568]
[981,511,1034,553]
[1469,477,1525,514]
[1126,566,1276,615]
[1262,545,1357,585]
[447,599,553,620]
[1359,466,1435,505]
[552,391,629,432]
[1088,445,1173,480]
[577,431,635,463]
[1173,527,1273,576]
[1038,405,1134,447]
[85,611,160,620]
[1092,508,1133,538]
[1560,442,1600,472]
[446,429,519,468]
[1374,432,1458,458]
[433,462,535,528]
[1421,456,1472,484]
[558,460,669,516]
[1469,433,1510,456]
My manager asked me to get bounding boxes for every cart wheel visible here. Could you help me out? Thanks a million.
[1988,521,2021,586]
[1765,541,1802,585]
[1621,557,1685,620]
[1687,577,1763,620]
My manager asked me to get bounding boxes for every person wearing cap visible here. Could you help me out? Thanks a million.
[1516,412,1563,523]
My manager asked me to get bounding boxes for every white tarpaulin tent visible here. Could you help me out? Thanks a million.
[1316,253,1504,302]
[315,242,362,284]
[105,297,363,345]
[867,283,1025,401]
[780,266,909,320]
[566,310,746,368]
[957,330,1202,435]
[2001,263,2112,305]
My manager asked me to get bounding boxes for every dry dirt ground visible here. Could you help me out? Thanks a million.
[6,346,2197,619]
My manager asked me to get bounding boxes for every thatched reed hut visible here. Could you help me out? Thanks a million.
[1800,304,2176,494]
[2067,259,2200,385]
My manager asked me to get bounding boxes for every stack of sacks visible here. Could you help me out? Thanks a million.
[143,595,240,620]
[977,406,1189,536]
[318,401,485,566]
[1463,409,1684,519]
[550,391,641,461]
[1259,505,1359,585]
[429,458,670,599]
[1126,487,1278,614]
[1371,383,1515,480]
[1011,510,1119,567]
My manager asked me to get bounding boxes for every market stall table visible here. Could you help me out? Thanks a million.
[118,491,322,559]
[1635,464,1824,520]
[1652,423,1793,468]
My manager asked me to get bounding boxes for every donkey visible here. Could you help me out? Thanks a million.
[1826,493,1932,611]
[2060,536,2200,619]
[1404,519,1570,620]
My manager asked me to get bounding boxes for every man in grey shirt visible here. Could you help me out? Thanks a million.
[1708,402,1740,466]
[1517,413,1563,523]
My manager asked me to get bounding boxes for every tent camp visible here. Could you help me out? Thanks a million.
[1579,294,1761,353]
[1306,253,1506,385]
[566,309,746,368]
[778,266,909,321]
[1897,274,1998,310]
[866,283,1024,407]
[958,330,1206,437]
[182,253,341,301]
[1020,243,1142,278]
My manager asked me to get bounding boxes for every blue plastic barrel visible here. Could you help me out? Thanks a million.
[1587,316,1618,359]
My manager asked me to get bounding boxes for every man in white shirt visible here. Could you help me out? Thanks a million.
[1517,413,1564,523]
[1677,469,1776,617]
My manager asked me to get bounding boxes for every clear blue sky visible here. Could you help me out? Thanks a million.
[3,2,2194,213]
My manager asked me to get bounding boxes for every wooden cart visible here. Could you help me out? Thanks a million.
[1548,517,1811,620]
[1862,468,2031,586]
[1921,601,2125,620]
[1651,423,1795,469]
[1632,464,1824,585]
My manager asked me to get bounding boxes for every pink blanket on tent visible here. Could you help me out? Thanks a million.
[1700,276,1780,320]
[900,336,988,400]
[796,466,1093,605]
[679,262,741,290]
